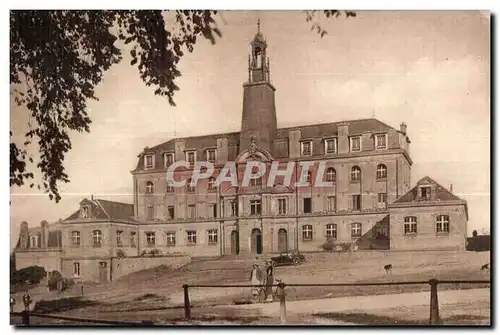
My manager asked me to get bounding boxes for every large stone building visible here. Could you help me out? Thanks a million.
[13,25,468,282]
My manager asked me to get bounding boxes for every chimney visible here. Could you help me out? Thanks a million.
[400,122,407,135]
[336,123,349,154]
[91,194,94,201]
[41,220,49,248]
[20,221,29,248]
[450,184,453,193]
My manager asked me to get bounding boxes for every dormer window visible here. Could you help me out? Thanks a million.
[420,186,432,201]
[164,153,174,167]
[325,138,337,154]
[301,141,312,156]
[206,149,216,163]
[375,133,388,150]
[186,151,196,168]
[80,206,89,218]
[144,154,154,169]
[350,136,361,152]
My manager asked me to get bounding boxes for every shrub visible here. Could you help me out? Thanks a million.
[11,266,46,284]
[116,249,126,258]
[149,249,162,257]
[320,241,353,252]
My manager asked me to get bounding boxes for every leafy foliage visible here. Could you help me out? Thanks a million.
[305,10,356,38]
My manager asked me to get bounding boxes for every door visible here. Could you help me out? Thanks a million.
[251,228,262,255]
[278,228,288,253]
[99,262,108,283]
[230,230,240,255]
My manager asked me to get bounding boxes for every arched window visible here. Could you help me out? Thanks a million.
[376,164,387,179]
[326,168,336,183]
[92,230,102,246]
[145,181,154,194]
[351,166,361,181]
[208,177,216,191]
[186,179,195,193]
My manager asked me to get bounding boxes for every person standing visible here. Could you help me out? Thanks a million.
[265,260,274,302]
[249,264,263,300]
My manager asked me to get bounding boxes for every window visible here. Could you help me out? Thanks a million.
[187,231,197,244]
[146,205,154,220]
[167,206,175,220]
[164,153,175,167]
[303,197,312,214]
[250,200,261,215]
[130,232,137,247]
[301,141,312,156]
[209,204,217,218]
[377,193,387,206]
[278,199,287,215]
[326,224,337,240]
[186,179,195,193]
[188,204,196,219]
[306,170,312,184]
[351,166,361,181]
[92,230,102,246]
[327,196,336,212]
[145,181,154,194]
[436,215,450,233]
[208,230,218,244]
[208,177,216,191]
[206,149,216,163]
[351,223,362,238]
[376,226,388,238]
[145,232,156,246]
[73,262,80,277]
[352,195,361,211]
[80,206,89,218]
[350,136,361,152]
[30,235,39,248]
[72,231,80,246]
[302,225,313,241]
[186,151,196,168]
[375,134,387,150]
[116,230,123,247]
[145,154,154,169]
[166,181,175,193]
[249,176,262,186]
[230,201,238,217]
[420,187,431,201]
[325,138,337,154]
[404,216,417,234]
[376,164,387,179]
[326,168,336,183]
[165,232,176,246]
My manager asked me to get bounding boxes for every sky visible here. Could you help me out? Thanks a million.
[10,11,490,248]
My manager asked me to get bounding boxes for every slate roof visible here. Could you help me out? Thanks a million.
[393,176,464,204]
[64,198,135,222]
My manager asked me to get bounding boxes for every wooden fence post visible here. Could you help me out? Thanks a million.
[81,285,84,296]
[183,284,191,320]
[277,282,286,324]
[429,279,441,325]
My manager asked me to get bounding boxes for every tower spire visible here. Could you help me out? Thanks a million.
[257,18,260,34]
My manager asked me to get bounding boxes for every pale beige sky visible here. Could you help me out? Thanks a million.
[10,11,490,247]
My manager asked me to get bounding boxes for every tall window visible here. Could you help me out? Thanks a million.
[376,164,387,179]
[73,262,80,277]
[350,136,361,152]
[166,181,174,193]
[303,197,312,214]
[302,225,313,241]
[208,177,216,191]
[165,232,176,246]
[72,231,80,246]
[130,232,137,247]
[144,155,154,169]
[206,149,216,163]
[30,235,39,248]
[146,232,156,246]
[188,204,196,219]
[377,193,387,206]
[164,153,174,167]
[404,216,417,234]
[186,151,196,168]
[351,223,362,238]
[187,231,197,244]
[351,166,361,181]
[146,205,154,220]
[375,134,387,149]
[352,195,361,211]
[326,224,337,240]
[186,179,195,193]
[209,204,217,218]
[326,168,336,183]
[301,141,312,156]
[92,230,102,246]
[167,206,175,220]
[278,199,287,215]
[327,196,336,212]
[116,230,123,247]
[306,171,312,184]
[250,200,261,215]
[145,181,154,194]
[208,230,218,244]
[436,215,450,233]
[325,138,337,154]
[230,200,238,217]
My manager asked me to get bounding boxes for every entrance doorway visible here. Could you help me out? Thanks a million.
[251,228,263,254]
[278,228,288,253]
[99,262,108,283]
[230,230,240,255]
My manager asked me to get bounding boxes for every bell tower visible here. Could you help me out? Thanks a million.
[239,19,277,155]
